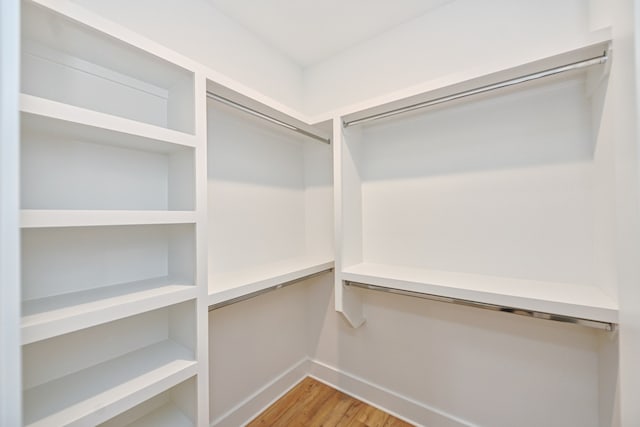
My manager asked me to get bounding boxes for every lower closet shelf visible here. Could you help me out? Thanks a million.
[342,263,618,323]
[108,402,193,427]
[208,256,333,306]
[23,340,197,427]
[21,277,196,344]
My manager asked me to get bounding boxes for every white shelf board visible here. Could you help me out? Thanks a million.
[22,277,196,345]
[327,29,612,125]
[23,0,195,90]
[208,256,334,306]
[21,94,197,150]
[120,403,193,427]
[342,263,618,323]
[20,210,196,228]
[23,340,197,427]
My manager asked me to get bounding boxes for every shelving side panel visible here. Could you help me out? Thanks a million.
[303,138,334,260]
[341,125,365,268]
[334,118,365,327]
[357,77,598,287]
[193,73,210,427]
[206,101,307,279]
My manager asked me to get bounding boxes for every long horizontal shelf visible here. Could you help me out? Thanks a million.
[208,256,334,307]
[341,263,618,324]
[337,30,611,126]
[22,276,196,345]
[118,403,193,427]
[23,339,197,427]
[21,94,197,151]
[20,210,196,228]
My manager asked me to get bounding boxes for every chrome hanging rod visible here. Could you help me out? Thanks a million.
[343,52,609,128]
[206,91,331,144]
[344,281,616,331]
[209,268,333,311]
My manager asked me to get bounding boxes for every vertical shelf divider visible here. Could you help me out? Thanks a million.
[333,116,365,328]
[193,72,210,427]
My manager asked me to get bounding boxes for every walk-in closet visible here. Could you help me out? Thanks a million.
[1,1,639,426]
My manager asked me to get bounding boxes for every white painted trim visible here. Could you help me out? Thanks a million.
[0,0,21,425]
[307,359,476,427]
[209,356,476,427]
[210,358,310,427]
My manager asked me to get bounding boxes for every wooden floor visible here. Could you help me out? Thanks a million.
[247,377,413,427]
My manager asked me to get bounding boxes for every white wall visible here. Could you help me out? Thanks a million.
[303,0,595,117]
[69,0,304,110]
[208,274,607,427]
[307,276,604,427]
[208,283,309,426]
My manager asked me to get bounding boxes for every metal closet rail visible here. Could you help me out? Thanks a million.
[209,268,333,311]
[343,52,609,128]
[206,91,331,144]
[345,281,616,331]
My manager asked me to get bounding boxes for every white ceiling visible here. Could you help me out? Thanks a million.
[207,0,453,67]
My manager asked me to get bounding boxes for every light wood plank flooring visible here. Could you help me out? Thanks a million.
[247,377,414,427]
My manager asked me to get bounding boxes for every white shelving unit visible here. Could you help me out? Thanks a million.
[98,378,197,427]
[21,1,195,134]
[22,303,197,427]
[8,0,628,425]
[19,0,209,425]
[335,36,620,327]
[206,85,334,306]
[20,95,196,212]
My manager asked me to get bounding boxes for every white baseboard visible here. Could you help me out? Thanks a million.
[210,357,475,427]
[307,359,475,427]
[210,358,310,427]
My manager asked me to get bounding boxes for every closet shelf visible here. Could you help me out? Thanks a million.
[110,402,193,427]
[20,94,197,150]
[21,277,196,345]
[208,257,334,306]
[339,31,611,127]
[23,339,197,427]
[20,210,196,228]
[342,263,618,324]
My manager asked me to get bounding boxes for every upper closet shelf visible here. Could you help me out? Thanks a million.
[339,30,611,127]
[21,94,197,150]
[21,210,196,228]
[22,0,195,133]
[208,257,334,308]
[342,263,618,325]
